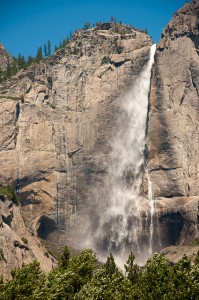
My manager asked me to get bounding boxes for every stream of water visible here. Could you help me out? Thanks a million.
[90,44,156,266]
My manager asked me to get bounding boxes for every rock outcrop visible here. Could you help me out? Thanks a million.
[145,0,199,246]
[0,44,13,71]
[0,194,53,279]
[0,24,152,240]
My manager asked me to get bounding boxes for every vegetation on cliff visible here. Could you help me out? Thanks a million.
[0,247,199,299]
[0,17,150,84]
[0,186,20,204]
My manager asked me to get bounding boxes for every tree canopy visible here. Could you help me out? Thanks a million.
[0,248,199,300]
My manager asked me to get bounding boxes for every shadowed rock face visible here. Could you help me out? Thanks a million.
[0,24,152,237]
[144,0,199,245]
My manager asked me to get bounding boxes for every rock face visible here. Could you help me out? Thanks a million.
[144,0,199,246]
[0,195,53,279]
[0,24,152,239]
[0,44,13,71]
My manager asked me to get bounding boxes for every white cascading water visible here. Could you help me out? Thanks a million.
[147,171,155,256]
[147,170,162,256]
[92,44,156,266]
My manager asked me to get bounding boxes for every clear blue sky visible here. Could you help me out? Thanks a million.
[0,0,189,58]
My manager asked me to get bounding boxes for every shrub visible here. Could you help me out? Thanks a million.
[21,237,28,245]
[0,186,20,204]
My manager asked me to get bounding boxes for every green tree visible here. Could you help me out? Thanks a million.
[47,40,51,56]
[6,62,11,78]
[61,38,68,48]
[17,53,22,69]
[54,45,59,52]
[0,261,46,300]
[124,251,140,284]
[44,44,47,57]
[35,46,43,63]
[110,16,117,23]
[46,268,76,300]
[137,253,171,299]
[11,60,18,75]
[60,246,70,269]
[83,22,91,30]
[21,55,26,69]
[46,248,96,299]
[27,55,34,66]
[104,253,118,277]
[76,252,137,300]
[68,248,96,291]
[194,250,199,265]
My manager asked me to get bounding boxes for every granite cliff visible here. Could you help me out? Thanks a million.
[0,24,152,245]
[0,0,198,274]
[143,0,199,248]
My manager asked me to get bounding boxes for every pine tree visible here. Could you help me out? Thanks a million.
[60,246,70,269]
[61,38,67,48]
[27,55,34,66]
[21,55,26,69]
[54,45,59,52]
[6,62,11,78]
[124,251,140,284]
[83,22,91,30]
[35,47,43,63]
[11,60,18,75]
[17,53,22,69]
[110,16,117,23]
[47,40,51,56]
[44,43,47,57]
[104,253,118,276]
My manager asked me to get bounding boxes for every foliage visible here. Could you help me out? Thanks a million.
[195,250,199,265]
[190,238,199,246]
[21,237,28,245]
[103,253,118,277]
[75,269,135,300]
[110,16,117,23]
[47,40,51,56]
[0,261,46,300]
[0,248,199,299]
[60,246,70,269]
[46,248,96,299]
[35,47,43,63]
[0,18,153,85]
[124,251,140,284]
[83,22,91,30]
[0,186,20,204]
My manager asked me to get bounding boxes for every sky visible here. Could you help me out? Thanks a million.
[0,0,190,58]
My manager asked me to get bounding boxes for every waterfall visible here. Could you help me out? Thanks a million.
[147,170,162,257]
[90,44,156,265]
[147,171,155,257]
